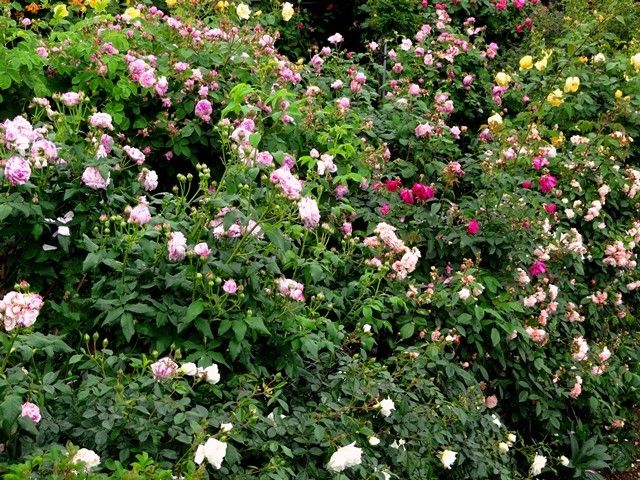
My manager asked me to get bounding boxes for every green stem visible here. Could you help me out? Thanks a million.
[0,331,19,375]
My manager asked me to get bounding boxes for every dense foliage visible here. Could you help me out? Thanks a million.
[1,0,640,478]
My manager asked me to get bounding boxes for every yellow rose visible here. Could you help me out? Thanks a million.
[166,0,177,7]
[282,2,294,22]
[215,0,227,11]
[487,113,503,131]
[89,0,110,11]
[578,56,588,64]
[123,6,141,20]
[615,89,623,99]
[551,132,565,147]
[519,55,533,71]
[631,53,640,72]
[535,57,547,71]
[236,2,251,20]
[494,72,511,87]
[564,76,580,93]
[53,4,69,18]
[547,89,564,107]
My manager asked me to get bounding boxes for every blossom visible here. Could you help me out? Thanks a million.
[439,450,457,469]
[467,219,480,235]
[60,92,84,107]
[539,174,557,193]
[547,89,564,107]
[412,183,435,201]
[123,146,146,165]
[202,364,220,384]
[630,53,640,72]
[519,55,533,70]
[220,423,233,433]
[494,72,511,86]
[498,442,509,453]
[368,436,380,446]
[194,438,227,469]
[458,288,471,300]
[399,188,415,205]
[376,397,395,417]
[362,324,372,333]
[529,261,546,276]
[72,448,101,472]
[138,169,158,191]
[193,242,210,258]
[89,112,114,130]
[560,455,570,467]
[179,362,198,376]
[487,113,503,130]
[328,33,344,44]
[195,99,213,122]
[564,76,580,93]
[327,442,362,472]
[277,278,305,302]
[128,202,151,226]
[122,7,141,21]
[236,3,251,20]
[0,291,44,331]
[282,2,294,21]
[21,402,41,423]
[167,231,187,261]
[53,4,69,18]
[3,156,31,186]
[222,279,237,294]
[298,197,320,229]
[150,357,178,379]
[531,454,547,476]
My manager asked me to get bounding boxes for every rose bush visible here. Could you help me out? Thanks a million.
[1,0,640,478]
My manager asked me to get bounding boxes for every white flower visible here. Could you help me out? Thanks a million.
[376,397,395,417]
[368,436,380,446]
[507,433,516,444]
[458,287,471,300]
[439,450,457,469]
[363,324,372,333]
[236,3,251,20]
[560,455,570,467]
[179,362,198,376]
[390,438,406,449]
[327,442,362,472]
[491,414,502,427]
[194,438,227,469]
[498,442,510,453]
[220,423,233,433]
[202,364,220,384]
[72,448,101,472]
[593,53,606,64]
[531,454,547,476]
[281,2,294,21]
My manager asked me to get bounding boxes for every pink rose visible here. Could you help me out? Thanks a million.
[222,279,238,294]
[466,219,480,235]
[21,402,41,423]
[3,156,31,186]
[399,188,415,205]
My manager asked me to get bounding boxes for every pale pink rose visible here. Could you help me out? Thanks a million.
[3,156,31,186]
[222,279,237,294]
[128,202,151,225]
[167,231,187,261]
[150,357,178,379]
[21,402,41,423]
[81,167,109,190]
[193,242,210,258]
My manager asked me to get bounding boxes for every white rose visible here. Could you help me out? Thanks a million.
[72,448,101,472]
[220,423,233,433]
[327,442,362,472]
[560,455,570,466]
[531,454,547,476]
[498,442,510,453]
[202,364,220,384]
[236,3,251,20]
[439,449,457,469]
[363,324,372,333]
[368,436,380,446]
[390,438,406,449]
[507,433,517,443]
[194,438,227,470]
[458,287,471,300]
[376,397,395,417]
[179,362,198,376]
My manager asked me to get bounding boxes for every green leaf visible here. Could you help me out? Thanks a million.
[399,323,414,339]
[233,321,247,342]
[185,301,206,324]
[120,313,135,342]
[245,316,270,335]
[0,204,12,222]
[491,328,500,347]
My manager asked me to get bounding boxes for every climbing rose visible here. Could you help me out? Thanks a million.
[298,197,320,228]
[81,167,109,190]
[72,448,101,472]
[150,357,178,379]
[529,261,547,277]
[194,438,227,469]
[167,232,187,261]
[467,219,480,235]
[539,174,557,193]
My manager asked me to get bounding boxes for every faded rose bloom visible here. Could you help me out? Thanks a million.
[81,167,109,190]
[222,279,238,294]
[21,402,41,423]
[193,242,210,258]
[150,357,178,379]
[167,231,187,261]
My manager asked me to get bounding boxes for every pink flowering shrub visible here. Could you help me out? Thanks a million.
[0,1,640,479]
